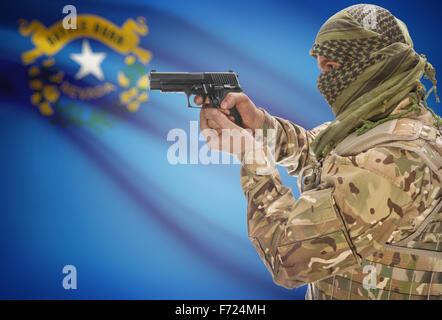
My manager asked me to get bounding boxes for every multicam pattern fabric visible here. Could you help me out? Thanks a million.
[240,103,441,300]
[308,4,438,160]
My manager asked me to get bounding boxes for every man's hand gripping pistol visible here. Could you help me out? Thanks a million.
[149,70,244,127]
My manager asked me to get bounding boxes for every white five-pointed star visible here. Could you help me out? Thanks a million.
[70,39,106,80]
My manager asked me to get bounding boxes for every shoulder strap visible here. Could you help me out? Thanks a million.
[382,199,442,259]
[333,118,442,181]
[334,118,421,156]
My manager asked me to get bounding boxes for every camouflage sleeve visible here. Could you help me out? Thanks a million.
[259,108,330,176]
[241,145,438,289]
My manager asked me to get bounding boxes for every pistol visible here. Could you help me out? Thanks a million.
[149,70,244,127]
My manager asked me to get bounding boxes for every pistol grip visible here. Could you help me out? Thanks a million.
[229,106,244,127]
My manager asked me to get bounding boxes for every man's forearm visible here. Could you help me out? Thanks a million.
[258,108,329,176]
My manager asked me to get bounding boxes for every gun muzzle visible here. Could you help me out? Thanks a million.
[149,70,162,90]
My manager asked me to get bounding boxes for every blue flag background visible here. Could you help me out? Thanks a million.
[0,0,441,299]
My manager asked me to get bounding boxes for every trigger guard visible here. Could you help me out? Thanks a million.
[186,92,203,109]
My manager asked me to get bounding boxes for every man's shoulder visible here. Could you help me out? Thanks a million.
[327,116,441,191]
[328,145,437,194]
[309,121,332,138]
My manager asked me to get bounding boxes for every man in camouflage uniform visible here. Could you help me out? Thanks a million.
[197,4,441,299]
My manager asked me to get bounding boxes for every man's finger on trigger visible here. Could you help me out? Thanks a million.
[194,95,203,105]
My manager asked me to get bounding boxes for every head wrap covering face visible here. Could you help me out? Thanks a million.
[309,4,440,160]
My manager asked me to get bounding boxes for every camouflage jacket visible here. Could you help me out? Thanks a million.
[240,101,441,300]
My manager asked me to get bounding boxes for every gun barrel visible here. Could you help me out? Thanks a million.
[149,72,204,91]
[149,71,240,91]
